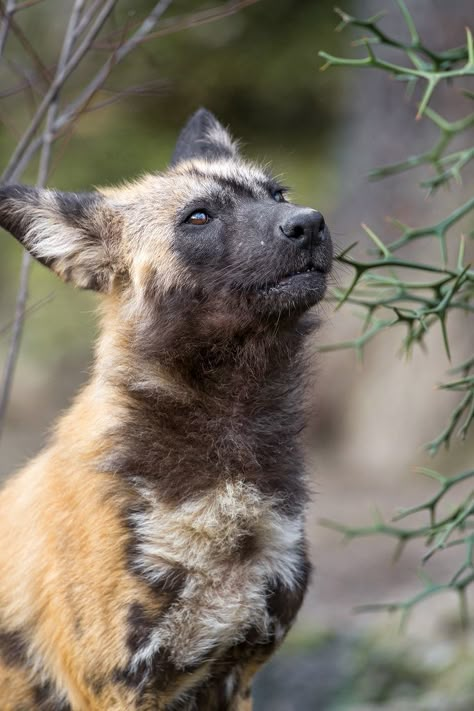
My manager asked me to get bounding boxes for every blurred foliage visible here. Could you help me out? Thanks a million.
[319,2,474,623]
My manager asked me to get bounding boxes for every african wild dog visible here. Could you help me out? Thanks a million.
[0,109,332,710]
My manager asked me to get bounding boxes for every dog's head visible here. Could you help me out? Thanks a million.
[0,110,332,349]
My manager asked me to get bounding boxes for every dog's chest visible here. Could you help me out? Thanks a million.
[127,482,308,674]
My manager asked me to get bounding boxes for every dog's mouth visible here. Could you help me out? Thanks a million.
[257,262,327,293]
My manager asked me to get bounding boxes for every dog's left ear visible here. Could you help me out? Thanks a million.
[0,185,121,291]
[170,108,239,166]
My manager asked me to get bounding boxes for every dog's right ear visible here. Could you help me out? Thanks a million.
[0,184,121,291]
[170,108,239,166]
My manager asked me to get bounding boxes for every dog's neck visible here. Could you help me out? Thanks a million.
[95,293,314,406]
[89,300,313,514]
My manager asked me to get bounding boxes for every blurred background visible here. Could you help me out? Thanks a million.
[0,1,473,708]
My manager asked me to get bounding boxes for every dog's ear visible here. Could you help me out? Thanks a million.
[170,108,239,166]
[0,185,121,292]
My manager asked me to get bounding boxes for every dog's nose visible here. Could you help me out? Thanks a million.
[279,210,325,250]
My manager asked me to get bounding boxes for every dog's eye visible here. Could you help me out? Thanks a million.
[187,210,211,225]
[272,190,286,203]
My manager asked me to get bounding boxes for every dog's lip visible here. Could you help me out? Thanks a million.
[257,263,328,292]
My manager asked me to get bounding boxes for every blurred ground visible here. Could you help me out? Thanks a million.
[254,628,474,710]
[0,1,473,709]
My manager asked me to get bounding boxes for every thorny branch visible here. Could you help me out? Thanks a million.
[319,1,474,452]
[0,0,261,440]
[319,1,474,118]
[321,469,474,628]
[319,1,474,621]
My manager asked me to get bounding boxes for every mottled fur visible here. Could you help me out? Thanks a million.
[0,109,332,710]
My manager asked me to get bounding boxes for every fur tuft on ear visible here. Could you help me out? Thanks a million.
[170,108,239,167]
[0,185,120,292]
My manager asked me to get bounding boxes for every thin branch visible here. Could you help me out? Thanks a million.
[0,104,23,138]
[142,0,261,42]
[0,0,51,84]
[38,0,86,183]
[2,58,46,114]
[2,0,119,184]
[0,294,54,339]
[53,0,175,132]
[71,78,168,115]
[74,0,109,40]
[0,0,87,440]
[0,253,30,440]
[0,0,17,56]
[8,0,254,176]
[13,0,46,10]
[96,0,261,49]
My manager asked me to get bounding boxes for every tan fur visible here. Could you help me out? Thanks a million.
[0,368,267,708]
[0,372,219,708]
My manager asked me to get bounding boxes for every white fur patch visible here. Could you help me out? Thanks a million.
[129,481,305,669]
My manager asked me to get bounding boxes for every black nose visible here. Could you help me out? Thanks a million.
[279,210,325,250]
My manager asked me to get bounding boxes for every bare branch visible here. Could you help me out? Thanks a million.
[2,0,118,184]
[55,0,174,131]
[0,294,54,339]
[97,0,261,49]
[14,0,46,9]
[0,253,31,440]
[72,78,168,115]
[13,0,175,163]
[0,103,23,138]
[3,0,262,181]
[38,0,86,184]
[0,0,51,84]
[74,0,109,40]
[0,76,31,98]
[138,0,261,42]
[1,58,45,109]
[0,0,17,57]
[0,0,89,440]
